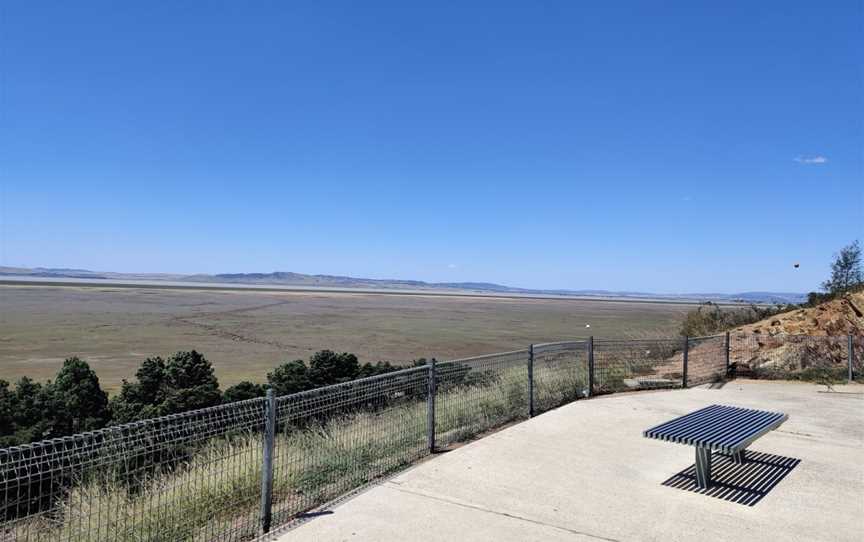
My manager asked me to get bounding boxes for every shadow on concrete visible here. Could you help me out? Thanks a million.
[662,450,801,506]
[295,510,334,520]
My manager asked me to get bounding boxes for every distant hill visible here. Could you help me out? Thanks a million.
[0,266,806,304]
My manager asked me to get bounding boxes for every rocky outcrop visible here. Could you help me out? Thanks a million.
[733,292,863,337]
[728,292,863,375]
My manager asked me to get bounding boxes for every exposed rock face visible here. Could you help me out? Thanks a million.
[733,292,863,337]
[728,292,863,375]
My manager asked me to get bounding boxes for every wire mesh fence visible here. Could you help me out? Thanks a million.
[1,333,860,541]
[1,398,266,542]
[532,341,588,414]
[686,335,728,386]
[269,366,429,530]
[592,338,685,393]
[434,350,530,448]
[730,333,855,381]
[853,336,864,380]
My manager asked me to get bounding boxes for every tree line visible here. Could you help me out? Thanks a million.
[0,350,411,447]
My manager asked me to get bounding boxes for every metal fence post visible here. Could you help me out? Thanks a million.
[682,336,689,388]
[528,344,535,417]
[724,331,731,376]
[427,358,437,453]
[259,389,276,534]
[587,336,594,398]
[849,335,854,383]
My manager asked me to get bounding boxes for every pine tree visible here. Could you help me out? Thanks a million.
[822,240,863,295]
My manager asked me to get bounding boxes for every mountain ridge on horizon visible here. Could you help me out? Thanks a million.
[0,265,807,304]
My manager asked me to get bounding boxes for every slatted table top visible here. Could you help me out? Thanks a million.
[643,404,788,454]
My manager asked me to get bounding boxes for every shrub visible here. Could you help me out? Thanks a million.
[222,381,267,403]
[679,302,795,337]
[52,357,110,435]
[110,351,221,423]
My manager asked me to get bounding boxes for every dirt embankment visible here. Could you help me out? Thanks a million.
[733,292,863,337]
[728,292,863,374]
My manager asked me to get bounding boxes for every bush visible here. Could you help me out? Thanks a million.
[268,360,312,396]
[0,359,110,446]
[222,381,267,403]
[110,351,221,423]
[3,377,55,445]
[268,352,401,398]
[307,350,361,386]
[51,357,110,435]
[679,302,795,336]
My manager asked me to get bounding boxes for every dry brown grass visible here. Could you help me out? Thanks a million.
[8,363,585,541]
[0,285,693,393]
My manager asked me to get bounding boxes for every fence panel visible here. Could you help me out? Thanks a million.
[3,333,861,541]
[592,339,684,393]
[731,334,852,381]
[269,367,429,529]
[532,341,588,414]
[686,335,728,386]
[1,399,266,542]
[850,336,864,380]
[434,350,530,448]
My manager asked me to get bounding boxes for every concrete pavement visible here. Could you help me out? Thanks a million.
[271,380,864,542]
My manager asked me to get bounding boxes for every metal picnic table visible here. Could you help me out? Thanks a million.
[643,404,788,489]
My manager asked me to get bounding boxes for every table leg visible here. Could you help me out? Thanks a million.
[695,447,712,489]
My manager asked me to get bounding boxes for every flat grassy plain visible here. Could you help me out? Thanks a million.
[0,284,693,393]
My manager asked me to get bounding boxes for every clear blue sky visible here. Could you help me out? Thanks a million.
[1,1,861,293]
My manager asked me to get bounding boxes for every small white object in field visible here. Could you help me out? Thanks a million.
[585,324,591,328]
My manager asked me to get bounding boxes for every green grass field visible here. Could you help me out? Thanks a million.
[0,284,693,393]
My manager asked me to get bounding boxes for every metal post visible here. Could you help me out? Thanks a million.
[682,336,689,388]
[587,336,594,398]
[695,447,712,489]
[427,358,437,453]
[849,335,854,383]
[724,331,731,377]
[259,389,276,533]
[528,344,535,417]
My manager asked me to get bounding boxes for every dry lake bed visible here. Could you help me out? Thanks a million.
[0,284,694,393]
